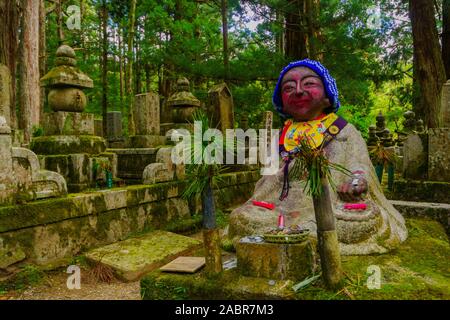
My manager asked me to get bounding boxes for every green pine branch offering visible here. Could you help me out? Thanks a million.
[289,134,352,196]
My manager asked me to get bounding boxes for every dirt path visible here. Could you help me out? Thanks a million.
[2,268,141,300]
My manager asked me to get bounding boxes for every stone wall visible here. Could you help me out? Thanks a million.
[392,179,450,203]
[0,170,260,269]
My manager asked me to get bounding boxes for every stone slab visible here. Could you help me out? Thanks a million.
[160,256,205,273]
[31,135,106,155]
[86,231,202,281]
[236,237,317,282]
[43,111,94,136]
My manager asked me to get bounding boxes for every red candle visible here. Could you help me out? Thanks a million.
[277,212,285,229]
[252,200,275,210]
[344,203,367,210]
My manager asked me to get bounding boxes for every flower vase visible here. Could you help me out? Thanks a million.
[105,171,113,188]
[387,164,394,191]
[375,164,384,183]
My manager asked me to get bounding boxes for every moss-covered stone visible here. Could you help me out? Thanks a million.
[236,239,317,282]
[392,179,450,203]
[85,231,202,281]
[31,135,106,155]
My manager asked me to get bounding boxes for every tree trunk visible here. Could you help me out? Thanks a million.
[443,0,450,79]
[145,63,151,92]
[409,0,446,128]
[221,0,229,82]
[202,179,222,276]
[19,0,40,144]
[284,0,308,60]
[275,9,284,55]
[119,26,124,113]
[56,0,64,45]
[39,0,46,120]
[305,0,321,60]
[312,178,343,289]
[134,30,141,95]
[126,0,137,136]
[100,0,108,138]
[0,0,19,129]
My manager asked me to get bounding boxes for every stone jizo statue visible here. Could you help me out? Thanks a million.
[228,59,407,255]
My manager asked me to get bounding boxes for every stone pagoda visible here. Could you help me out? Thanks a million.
[165,77,201,133]
[31,45,116,192]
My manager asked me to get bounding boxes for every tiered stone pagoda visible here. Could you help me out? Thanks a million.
[31,45,116,192]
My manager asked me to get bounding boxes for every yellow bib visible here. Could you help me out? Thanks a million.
[283,113,338,152]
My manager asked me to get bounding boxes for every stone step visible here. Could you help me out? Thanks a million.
[85,230,202,282]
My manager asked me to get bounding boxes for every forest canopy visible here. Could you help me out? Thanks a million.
[1,0,448,142]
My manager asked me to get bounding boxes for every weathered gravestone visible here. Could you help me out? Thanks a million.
[129,92,166,148]
[428,81,450,182]
[106,111,123,142]
[207,83,235,132]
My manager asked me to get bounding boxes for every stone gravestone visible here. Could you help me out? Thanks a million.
[0,116,15,205]
[402,134,427,180]
[106,111,123,142]
[207,83,235,132]
[428,128,450,181]
[428,82,450,182]
[441,80,450,128]
[134,93,160,136]
[94,119,103,137]
[0,65,11,127]
[129,92,165,148]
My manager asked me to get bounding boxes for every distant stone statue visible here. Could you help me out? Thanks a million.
[367,125,379,146]
[228,59,407,255]
[403,110,416,133]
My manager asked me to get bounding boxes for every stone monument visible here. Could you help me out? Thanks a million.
[129,92,165,148]
[206,83,235,132]
[0,65,67,205]
[166,77,201,130]
[32,45,116,192]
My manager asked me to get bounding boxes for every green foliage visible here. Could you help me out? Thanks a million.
[32,126,44,138]
[41,0,413,140]
[181,109,228,202]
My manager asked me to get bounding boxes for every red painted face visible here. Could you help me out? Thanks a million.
[281,67,331,121]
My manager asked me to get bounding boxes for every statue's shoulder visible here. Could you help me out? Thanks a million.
[336,121,364,142]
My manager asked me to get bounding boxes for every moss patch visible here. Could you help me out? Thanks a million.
[31,135,106,155]
[85,231,202,281]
